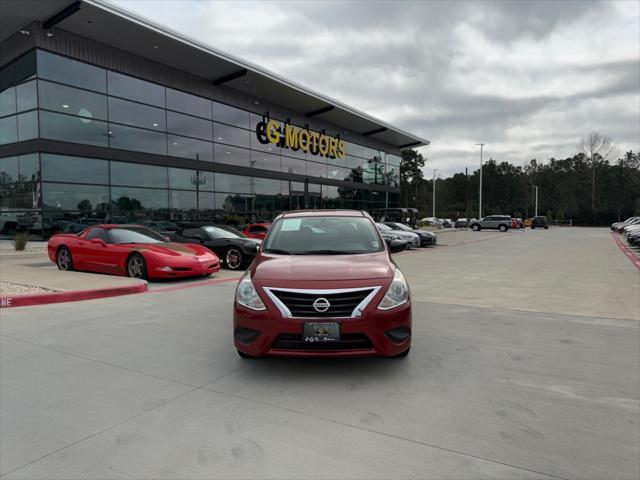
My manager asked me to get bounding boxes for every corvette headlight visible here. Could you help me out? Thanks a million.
[378,268,409,310]
[235,272,266,310]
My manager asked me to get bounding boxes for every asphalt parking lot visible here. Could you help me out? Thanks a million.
[1,228,638,479]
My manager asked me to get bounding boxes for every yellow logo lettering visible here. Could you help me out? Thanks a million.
[285,124,298,150]
[266,119,280,144]
[298,129,310,152]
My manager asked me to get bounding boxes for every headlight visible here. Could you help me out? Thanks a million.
[235,272,266,310]
[378,268,410,310]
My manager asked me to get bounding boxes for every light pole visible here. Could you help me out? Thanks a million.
[432,168,437,218]
[475,143,484,218]
[534,185,539,217]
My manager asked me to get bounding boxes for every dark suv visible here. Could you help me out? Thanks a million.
[468,215,512,232]
[531,216,548,229]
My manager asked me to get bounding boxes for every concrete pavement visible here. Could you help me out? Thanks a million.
[396,228,640,320]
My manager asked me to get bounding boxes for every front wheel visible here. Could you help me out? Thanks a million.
[544,226,548,230]
[472,224,480,231]
[237,349,254,359]
[127,253,148,279]
[225,247,244,270]
[499,225,507,232]
[56,247,74,271]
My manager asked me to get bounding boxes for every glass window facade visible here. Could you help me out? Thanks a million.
[107,70,165,107]
[1,49,401,237]
[39,110,108,147]
[166,88,211,119]
[38,50,106,92]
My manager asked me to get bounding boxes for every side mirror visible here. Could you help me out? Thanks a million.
[389,239,407,253]
[90,238,106,246]
[164,236,171,242]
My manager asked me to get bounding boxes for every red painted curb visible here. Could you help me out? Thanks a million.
[0,281,148,308]
[610,232,640,271]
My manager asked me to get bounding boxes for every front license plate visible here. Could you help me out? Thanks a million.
[303,322,340,342]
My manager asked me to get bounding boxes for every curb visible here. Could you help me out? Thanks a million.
[0,280,148,308]
[610,232,640,271]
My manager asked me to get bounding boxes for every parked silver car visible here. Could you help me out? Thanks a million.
[376,223,420,248]
[469,215,512,232]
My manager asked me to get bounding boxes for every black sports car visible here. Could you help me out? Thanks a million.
[170,225,260,270]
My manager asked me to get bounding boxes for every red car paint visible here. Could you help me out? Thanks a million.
[242,223,271,239]
[233,211,411,357]
[47,225,220,280]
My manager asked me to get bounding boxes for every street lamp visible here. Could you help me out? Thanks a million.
[432,168,438,218]
[534,185,539,217]
[475,143,485,218]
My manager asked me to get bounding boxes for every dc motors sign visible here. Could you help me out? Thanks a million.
[256,117,346,159]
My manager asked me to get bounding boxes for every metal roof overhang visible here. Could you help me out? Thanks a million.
[1,0,429,149]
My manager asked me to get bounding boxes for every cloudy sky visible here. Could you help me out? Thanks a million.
[114,0,639,177]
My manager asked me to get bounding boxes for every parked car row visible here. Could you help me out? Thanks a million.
[611,217,640,234]
[612,217,640,248]
[46,213,435,281]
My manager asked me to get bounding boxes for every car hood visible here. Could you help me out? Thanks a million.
[134,242,211,257]
[251,251,394,281]
[414,229,435,237]
[389,231,418,239]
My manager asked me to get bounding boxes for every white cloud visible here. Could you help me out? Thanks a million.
[113,0,639,176]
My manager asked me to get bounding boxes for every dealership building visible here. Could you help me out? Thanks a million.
[0,0,428,236]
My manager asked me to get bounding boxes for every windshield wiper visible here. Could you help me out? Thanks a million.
[264,248,292,255]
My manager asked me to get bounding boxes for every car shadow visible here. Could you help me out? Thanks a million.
[233,354,410,385]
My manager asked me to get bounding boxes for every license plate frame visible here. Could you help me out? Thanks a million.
[303,322,340,342]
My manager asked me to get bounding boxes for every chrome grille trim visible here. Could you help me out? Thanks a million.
[263,286,382,319]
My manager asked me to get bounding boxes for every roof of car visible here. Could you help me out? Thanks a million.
[86,224,145,229]
[278,210,369,219]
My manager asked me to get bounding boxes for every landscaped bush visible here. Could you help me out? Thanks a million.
[13,232,28,251]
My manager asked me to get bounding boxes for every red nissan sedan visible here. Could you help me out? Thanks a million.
[233,210,411,358]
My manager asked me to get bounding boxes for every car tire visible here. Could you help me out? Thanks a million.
[472,224,480,231]
[56,246,74,271]
[127,253,148,280]
[393,347,410,358]
[225,247,244,270]
[499,224,507,232]
[544,226,548,230]
[531,225,536,229]
[237,349,254,359]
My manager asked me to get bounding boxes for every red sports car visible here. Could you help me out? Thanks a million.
[242,223,271,240]
[233,210,411,358]
[48,224,220,280]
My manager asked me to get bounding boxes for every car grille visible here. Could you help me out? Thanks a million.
[272,333,372,350]
[267,288,376,318]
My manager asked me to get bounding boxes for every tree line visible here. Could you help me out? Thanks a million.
[400,136,640,225]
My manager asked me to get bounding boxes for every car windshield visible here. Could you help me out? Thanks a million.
[108,226,166,244]
[203,226,245,239]
[394,223,414,232]
[264,216,383,255]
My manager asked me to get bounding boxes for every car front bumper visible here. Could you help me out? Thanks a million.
[420,235,437,246]
[234,301,412,357]
[150,257,220,279]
